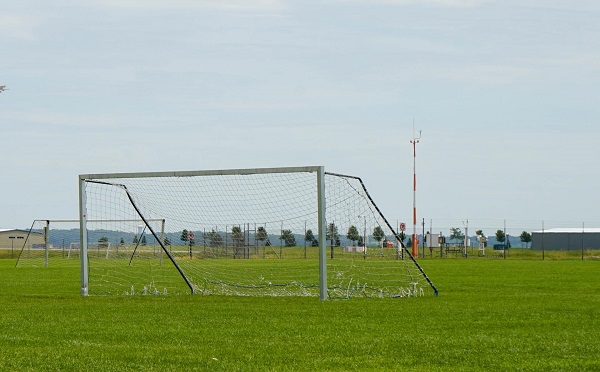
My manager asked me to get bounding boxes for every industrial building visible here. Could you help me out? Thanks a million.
[0,229,45,256]
[531,228,600,251]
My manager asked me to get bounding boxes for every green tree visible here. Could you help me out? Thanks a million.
[357,235,364,247]
[207,230,223,246]
[231,226,245,247]
[449,227,465,243]
[347,225,360,246]
[372,226,385,245]
[495,230,506,244]
[180,229,189,244]
[141,235,147,246]
[119,238,125,246]
[164,236,171,246]
[327,223,339,243]
[98,236,109,248]
[256,226,268,245]
[280,229,296,247]
[520,231,532,248]
[305,229,317,246]
[132,235,138,244]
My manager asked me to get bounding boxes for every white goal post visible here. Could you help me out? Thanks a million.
[79,166,438,299]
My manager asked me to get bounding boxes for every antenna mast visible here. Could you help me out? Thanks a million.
[410,121,422,258]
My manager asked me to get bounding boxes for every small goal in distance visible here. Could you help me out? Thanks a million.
[79,166,438,299]
[15,219,165,268]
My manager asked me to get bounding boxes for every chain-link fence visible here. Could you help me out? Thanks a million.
[404,219,600,260]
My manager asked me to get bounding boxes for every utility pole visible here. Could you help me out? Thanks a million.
[462,219,469,257]
[422,217,425,257]
[410,122,421,258]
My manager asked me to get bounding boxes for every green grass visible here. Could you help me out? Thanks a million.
[417,246,600,260]
[0,259,599,371]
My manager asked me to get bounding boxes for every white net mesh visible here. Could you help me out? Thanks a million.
[81,169,437,298]
[15,220,81,268]
[15,219,165,270]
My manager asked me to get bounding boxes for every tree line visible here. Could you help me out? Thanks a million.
[444,228,533,248]
[164,224,391,248]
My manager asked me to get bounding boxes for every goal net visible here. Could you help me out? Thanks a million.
[79,166,438,299]
[16,219,164,268]
[15,219,81,268]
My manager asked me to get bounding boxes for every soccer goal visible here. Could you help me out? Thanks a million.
[16,219,165,268]
[79,166,438,299]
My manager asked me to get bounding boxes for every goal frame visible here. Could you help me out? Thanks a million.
[79,166,328,299]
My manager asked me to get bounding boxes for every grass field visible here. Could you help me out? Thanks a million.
[1,258,599,371]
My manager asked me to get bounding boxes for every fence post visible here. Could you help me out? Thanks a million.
[582,222,585,261]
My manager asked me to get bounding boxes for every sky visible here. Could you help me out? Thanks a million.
[1,0,600,233]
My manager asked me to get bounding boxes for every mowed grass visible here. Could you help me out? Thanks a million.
[0,259,599,371]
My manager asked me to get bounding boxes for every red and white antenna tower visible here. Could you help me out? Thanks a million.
[410,122,421,258]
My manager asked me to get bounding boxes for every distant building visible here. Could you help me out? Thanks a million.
[0,229,44,251]
[531,228,600,251]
